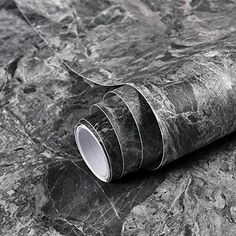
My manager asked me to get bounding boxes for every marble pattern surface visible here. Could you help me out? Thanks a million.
[15,0,236,85]
[16,0,236,168]
[78,110,124,180]
[106,85,162,168]
[92,95,143,175]
[0,0,236,235]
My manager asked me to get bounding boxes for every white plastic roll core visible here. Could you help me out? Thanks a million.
[75,124,110,182]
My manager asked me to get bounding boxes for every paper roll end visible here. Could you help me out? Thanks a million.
[75,124,111,182]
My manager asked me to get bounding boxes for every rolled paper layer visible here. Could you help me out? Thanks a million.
[105,85,163,169]
[76,86,165,182]
[91,94,143,176]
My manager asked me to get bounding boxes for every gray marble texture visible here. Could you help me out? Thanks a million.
[79,110,124,180]
[15,0,236,85]
[106,85,162,169]
[16,0,236,168]
[0,0,236,236]
[91,95,143,176]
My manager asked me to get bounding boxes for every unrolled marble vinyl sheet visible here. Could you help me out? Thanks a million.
[15,0,236,182]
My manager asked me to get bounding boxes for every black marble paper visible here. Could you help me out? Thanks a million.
[0,0,236,235]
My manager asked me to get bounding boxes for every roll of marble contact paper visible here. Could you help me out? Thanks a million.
[73,50,236,182]
[16,0,236,182]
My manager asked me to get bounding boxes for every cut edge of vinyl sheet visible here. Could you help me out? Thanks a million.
[75,124,111,182]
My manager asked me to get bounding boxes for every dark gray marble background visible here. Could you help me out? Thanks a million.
[0,0,236,235]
